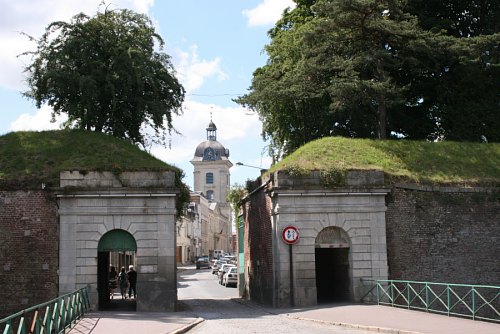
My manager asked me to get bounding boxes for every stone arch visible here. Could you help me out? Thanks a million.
[97,229,137,309]
[314,226,351,303]
[315,226,350,249]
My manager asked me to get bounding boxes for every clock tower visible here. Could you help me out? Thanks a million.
[191,119,232,209]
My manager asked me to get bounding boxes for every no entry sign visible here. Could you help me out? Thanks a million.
[282,225,299,245]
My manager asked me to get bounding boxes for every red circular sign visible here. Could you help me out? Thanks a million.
[282,226,300,244]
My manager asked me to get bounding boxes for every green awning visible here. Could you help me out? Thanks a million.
[98,229,137,252]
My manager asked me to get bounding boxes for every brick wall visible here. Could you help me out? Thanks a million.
[243,187,274,305]
[386,186,499,285]
[0,190,59,318]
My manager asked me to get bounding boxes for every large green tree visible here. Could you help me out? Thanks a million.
[23,8,185,147]
[402,0,500,142]
[237,0,500,159]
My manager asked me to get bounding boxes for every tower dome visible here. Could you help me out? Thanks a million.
[192,120,230,162]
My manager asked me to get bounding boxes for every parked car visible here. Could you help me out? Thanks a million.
[222,255,236,264]
[211,260,226,274]
[195,256,210,269]
[223,266,237,287]
[218,264,236,284]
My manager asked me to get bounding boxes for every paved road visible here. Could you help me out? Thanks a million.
[178,267,373,334]
[178,266,237,300]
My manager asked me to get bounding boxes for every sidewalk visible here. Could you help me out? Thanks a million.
[67,311,202,334]
[243,301,500,334]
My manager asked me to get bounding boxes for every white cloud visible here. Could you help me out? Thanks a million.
[0,0,154,91]
[174,45,228,93]
[9,105,67,131]
[242,0,295,27]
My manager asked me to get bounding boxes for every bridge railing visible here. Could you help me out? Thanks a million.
[0,287,90,334]
[375,280,499,322]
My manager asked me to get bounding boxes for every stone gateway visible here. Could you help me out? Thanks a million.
[57,171,179,311]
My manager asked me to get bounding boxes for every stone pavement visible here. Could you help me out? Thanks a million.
[66,311,202,334]
[248,301,500,334]
[67,301,499,334]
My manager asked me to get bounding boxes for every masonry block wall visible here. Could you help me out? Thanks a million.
[385,186,500,285]
[243,187,274,306]
[0,190,58,318]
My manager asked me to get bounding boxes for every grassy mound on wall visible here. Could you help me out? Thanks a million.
[0,130,182,189]
[271,137,500,186]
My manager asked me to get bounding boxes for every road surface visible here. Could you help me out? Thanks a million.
[178,266,373,334]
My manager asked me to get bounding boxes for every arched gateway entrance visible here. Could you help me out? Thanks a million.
[97,230,137,309]
[315,227,351,303]
[58,171,179,312]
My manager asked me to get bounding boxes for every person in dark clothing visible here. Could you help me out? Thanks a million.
[109,266,118,299]
[118,266,128,299]
[127,265,137,298]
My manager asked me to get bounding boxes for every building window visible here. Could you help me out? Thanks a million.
[206,190,214,201]
[206,172,214,184]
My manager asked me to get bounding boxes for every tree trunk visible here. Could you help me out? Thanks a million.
[376,59,387,139]
[377,102,387,139]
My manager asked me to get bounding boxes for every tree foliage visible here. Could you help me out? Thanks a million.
[236,0,500,159]
[226,184,247,224]
[23,8,185,147]
[405,0,500,37]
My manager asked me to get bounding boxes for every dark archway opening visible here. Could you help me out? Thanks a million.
[315,247,350,303]
[97,229,137,311]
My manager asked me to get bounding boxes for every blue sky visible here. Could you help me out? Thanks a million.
[0,0,295,189]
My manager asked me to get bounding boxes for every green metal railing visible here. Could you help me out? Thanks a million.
[375,280,500,322]
[0,287,90,334]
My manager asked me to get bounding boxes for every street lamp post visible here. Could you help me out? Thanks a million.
[236,162,266,173]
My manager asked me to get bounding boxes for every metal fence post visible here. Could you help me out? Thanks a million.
[446,284,451,316]
[472,287,476,320]
[376,281,380,305]
[390,282,394,306]
[425,283,429,312]
[407,282,410,309]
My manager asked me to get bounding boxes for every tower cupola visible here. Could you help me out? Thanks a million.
[207,120,217,141]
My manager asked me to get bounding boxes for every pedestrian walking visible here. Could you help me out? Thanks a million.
[118,266,128,299]
[108,266,118,299]
[127,265,137,298]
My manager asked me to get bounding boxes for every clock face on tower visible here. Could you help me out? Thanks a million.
[203,147,216,161]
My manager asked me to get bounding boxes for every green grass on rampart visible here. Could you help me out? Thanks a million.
[270,137,500,186]
[0,130,179,188]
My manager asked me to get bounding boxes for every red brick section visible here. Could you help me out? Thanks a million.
[0,190,59,318]
[385,187,499,286]
[242,188,274,306]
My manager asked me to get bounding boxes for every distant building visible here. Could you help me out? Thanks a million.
[176,118,233,263]
[176,192,205,263]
